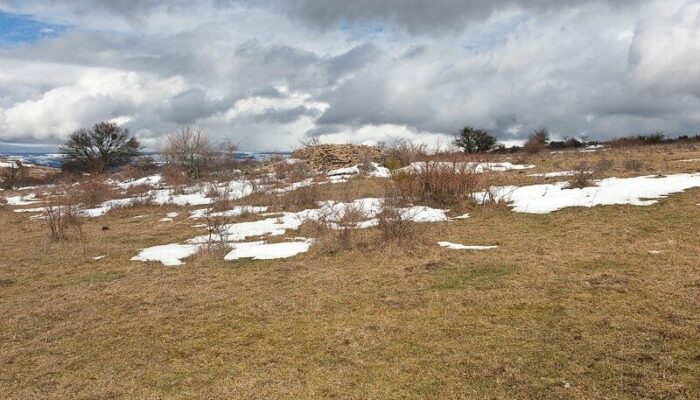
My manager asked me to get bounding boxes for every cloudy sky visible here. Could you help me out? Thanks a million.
[0,0,699,151]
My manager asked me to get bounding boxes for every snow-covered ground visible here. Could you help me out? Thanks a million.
[132,198,449,266]
[475,173,700,214]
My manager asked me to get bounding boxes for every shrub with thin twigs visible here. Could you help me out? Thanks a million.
[569,158,613,188]
[76,177,115,207]
[278,185,320,211]
[376,197,419,245]
[44,190,83,241]
[379,138,426,170]
[391,160,480,207]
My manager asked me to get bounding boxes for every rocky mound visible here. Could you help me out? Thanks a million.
[291,144,382,170]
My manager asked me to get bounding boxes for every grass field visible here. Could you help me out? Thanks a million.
[1,145,699,399]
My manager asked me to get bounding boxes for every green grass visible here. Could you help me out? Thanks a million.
[432,263,514,290]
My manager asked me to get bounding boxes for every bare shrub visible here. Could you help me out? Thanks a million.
[380,138,426,170]
[305,201,367,254]
[272,157,310,182]
[376,198,418,245]
[569,158,612,188]
[76,177,115,207]
[163,125,214,179]
[523,128,549,154]
[393,160,480,207]
[162,165,193,189]
[569,162,595,188]
[278,185,319,211]
[44,191,83,241]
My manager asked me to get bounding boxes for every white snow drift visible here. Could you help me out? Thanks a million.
[475,173,700,214]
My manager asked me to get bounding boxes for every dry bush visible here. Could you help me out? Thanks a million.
[303,202,367,254]
[76,177,115,207]
[0,197,7,210]
[392,160,480,207]
[376,197,419,245]
[272,157,310,182]
[569,158,613,188]
[523,128,549,154]
[44,190,83,241]
[278,185,320,211]
[162,165,193,189]
[163,125,214,179]
[380,138,426,170]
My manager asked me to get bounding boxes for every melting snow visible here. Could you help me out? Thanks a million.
[528,171,576,178]
[224,239,314,260]
[130,243,202,266]
[438,242,498,250]
[6,194,40,206]
[475,173,700,214]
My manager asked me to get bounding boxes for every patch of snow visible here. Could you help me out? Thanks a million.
[438,241,498,250]
[676,158,700,162]
[452,213,470,220]
[224,239,314,260]
[368,163,391,178]
[189,206,268,219]
[6,193,40,206]
[648,250,662,255]
[528,171,576,178]
[159,217,174,222]
[131,243,202,266]
[116,174,162,189]
[475,173,700,214]
[0,161,18,168]
[327,166,360,176]
[166,212,179,218]
[92,255,106,261]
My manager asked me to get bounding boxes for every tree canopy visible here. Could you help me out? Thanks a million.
[60,122,141,173]
[454,127,497,154]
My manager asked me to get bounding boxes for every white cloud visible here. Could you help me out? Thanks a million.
[1,0,699,150]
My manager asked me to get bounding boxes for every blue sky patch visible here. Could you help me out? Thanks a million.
[0,11,68,47]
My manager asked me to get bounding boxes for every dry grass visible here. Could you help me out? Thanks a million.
[1,144,699,399]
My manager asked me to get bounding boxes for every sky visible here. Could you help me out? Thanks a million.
[0,0,699,152]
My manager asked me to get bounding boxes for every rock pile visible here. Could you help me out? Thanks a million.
[291,144,382,170]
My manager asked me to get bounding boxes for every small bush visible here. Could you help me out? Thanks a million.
[279,185,319,211]
[44,191,83,241]
[392,161,480,207]
[61,122,141,173]
[376,198,418,245]
[76,177,115,207]
[523,128,549,154]
[569,158,613,188]
[380,138,425,169]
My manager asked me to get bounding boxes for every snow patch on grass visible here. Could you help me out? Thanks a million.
[224,239,314,260]
[475,173,700,214]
